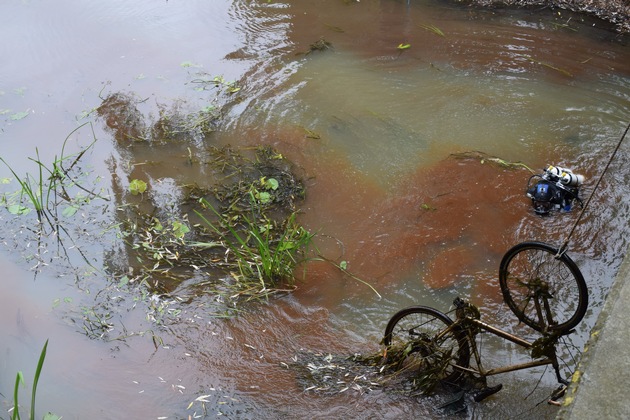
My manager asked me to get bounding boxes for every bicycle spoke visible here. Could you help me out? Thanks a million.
[500,242,587,334]
[383,306,470,386]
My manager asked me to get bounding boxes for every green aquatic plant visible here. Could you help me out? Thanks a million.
[195,196,313,286]
[107,144,309,309]
[0,151,46,218]
[0,122,105,222]
[195,196,314,289]
[10,110,30,121]
[189,74,241,94]
[128,179,147,195]
[310,255,382,299]
[252,176,279,204]
[418,23,445,37]
[128,215,192,268]
[11,339,60,420]
[0,123,108,276]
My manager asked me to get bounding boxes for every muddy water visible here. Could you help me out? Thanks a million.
[1,0,630,418]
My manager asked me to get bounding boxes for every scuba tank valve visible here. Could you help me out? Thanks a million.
[545,165,584,187]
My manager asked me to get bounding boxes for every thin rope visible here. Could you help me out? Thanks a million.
[557,121,630,256]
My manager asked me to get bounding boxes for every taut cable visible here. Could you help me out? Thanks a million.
[557,121,630,257]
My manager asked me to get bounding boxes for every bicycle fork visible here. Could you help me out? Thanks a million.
[532,293,571,387]
[532,292,558,332]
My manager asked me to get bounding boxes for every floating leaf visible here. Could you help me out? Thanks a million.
[256,191,272,204]
[278,241,296,251]
[129,179,147,195]
[262,177,279,191]
[339,260,348,270]
[10,111,29,121]
[153,219,164,232]
[7,204,30,215]
[180,61,201,68]
[397,43,411,50]
[172,220,190,239]
[62,205,79,217]
[53,297,73,308]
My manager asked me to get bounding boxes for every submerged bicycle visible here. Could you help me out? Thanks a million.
[382,241,588,402]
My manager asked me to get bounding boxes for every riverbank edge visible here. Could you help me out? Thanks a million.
[556,242,630,419]
[461,0,630,34]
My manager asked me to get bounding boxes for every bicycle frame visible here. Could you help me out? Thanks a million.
[453,317,561,379]
[441,301,567,385]
[382,241,587,403]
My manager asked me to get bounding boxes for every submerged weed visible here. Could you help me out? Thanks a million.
[106,142,312,313]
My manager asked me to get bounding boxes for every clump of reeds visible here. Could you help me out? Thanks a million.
[0,122,106,225]
[195,196,314,290]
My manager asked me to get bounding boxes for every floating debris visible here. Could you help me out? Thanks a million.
[297,38,334,56]
[289,350,385,396]
[450,150,535,173]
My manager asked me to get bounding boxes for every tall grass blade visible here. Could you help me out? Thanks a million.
[0,158,43,217]
[12,371,25,420]
[10,340,49,420]
[30,339,49,420]
[312,255,382,299]
[418,23,445,37]
[195,197,314,288]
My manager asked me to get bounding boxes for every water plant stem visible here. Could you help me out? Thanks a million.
[11,339,50,420]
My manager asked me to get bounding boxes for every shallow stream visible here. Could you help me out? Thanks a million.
[1,1,629,418]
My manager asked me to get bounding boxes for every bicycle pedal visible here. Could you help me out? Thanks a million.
[473,383,503,402]
[548,385,567,404]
